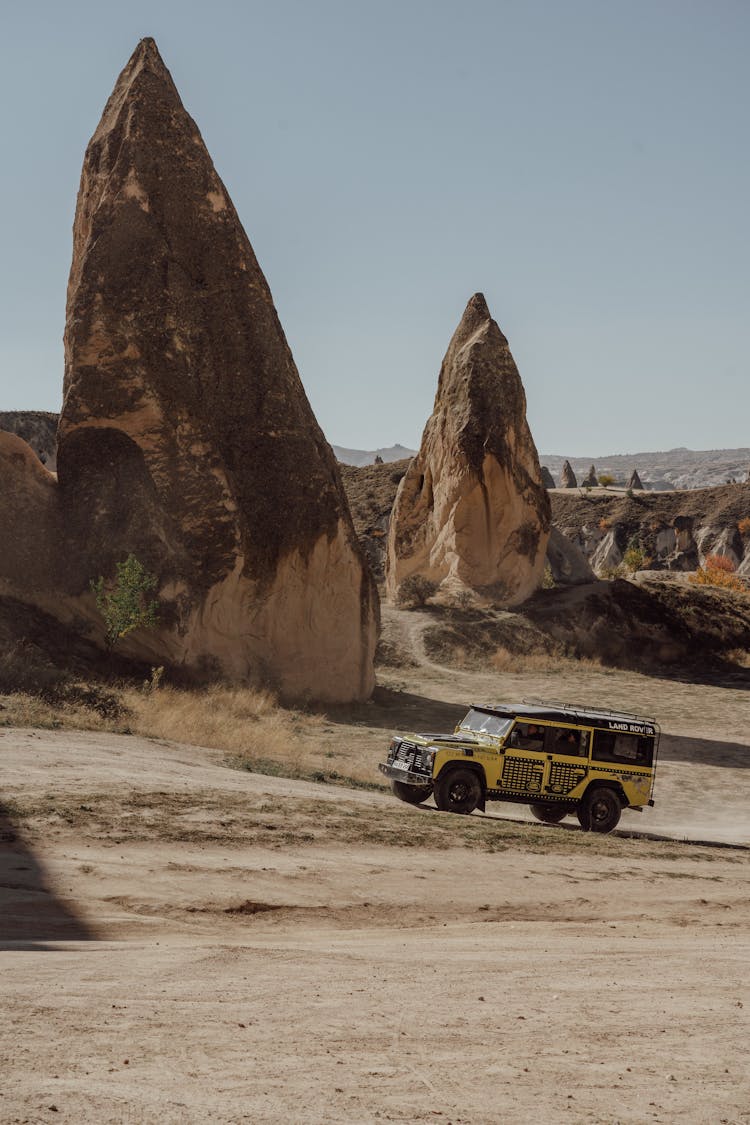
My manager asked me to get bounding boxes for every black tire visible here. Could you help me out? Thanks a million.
[391,780,433,805]
[433,768,482,815]
[529,802,570,824]
[578,787,622,834]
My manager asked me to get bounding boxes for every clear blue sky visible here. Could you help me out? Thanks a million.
[1,0,748,456]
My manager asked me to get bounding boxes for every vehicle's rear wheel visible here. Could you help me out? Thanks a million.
[529,802,569,824]
[433,768,482,815]
[391,780,433,805]
[578,787,622,833]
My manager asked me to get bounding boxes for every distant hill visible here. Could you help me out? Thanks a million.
[541,448,750,491]
[331,443,417,467]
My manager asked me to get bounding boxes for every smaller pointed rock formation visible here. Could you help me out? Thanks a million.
[581,464,598,488]
[541,466,556,489]
[628,469,644,490]
[385,294,550,605]
[560,461,578,488]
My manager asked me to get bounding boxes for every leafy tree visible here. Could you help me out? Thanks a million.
[598,473,615,488]
[91,555,160,649]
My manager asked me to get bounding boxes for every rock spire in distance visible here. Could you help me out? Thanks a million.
[385,294,550,605]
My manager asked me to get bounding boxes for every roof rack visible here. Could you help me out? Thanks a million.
[521,698,658,725]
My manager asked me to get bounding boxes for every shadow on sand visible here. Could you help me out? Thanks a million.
[0,801,95,949]
[658,733,750,769]
[324,685,466,734]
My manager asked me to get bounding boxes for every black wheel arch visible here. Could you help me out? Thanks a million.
[435,761,487,812]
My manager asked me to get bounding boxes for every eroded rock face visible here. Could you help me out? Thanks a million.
[541,466,556,489]
[1,39,378,701]
[581,464,598,488]
[385,294,550,605]
[560,461,577,488]
[546,527,594,586]
[628,469,644,490]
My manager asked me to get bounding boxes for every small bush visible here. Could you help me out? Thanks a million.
[690,554,747,593]
[598,474,615,488]
[738,517,750,537]
[91,555,160,649]
[622,545,650,574]
[598,517,612,531]
[541,563,555,589]
[396,575,437,608]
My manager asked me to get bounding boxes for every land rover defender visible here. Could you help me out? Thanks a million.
[378,700,659,833]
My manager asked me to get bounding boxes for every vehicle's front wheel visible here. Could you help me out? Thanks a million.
[433,768,482,815]
[578,787,622,833]
[391,780,433,805]
[529,802,569,824]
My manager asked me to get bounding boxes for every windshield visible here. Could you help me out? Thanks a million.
[459,709,513,738]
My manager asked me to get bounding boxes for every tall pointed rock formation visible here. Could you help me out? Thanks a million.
[4,39,378,701]
[560,461,577,488]
[385,294,550,605]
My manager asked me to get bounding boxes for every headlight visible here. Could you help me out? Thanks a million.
[421,748,436,770]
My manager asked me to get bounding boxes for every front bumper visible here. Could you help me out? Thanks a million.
[379,762,433,787]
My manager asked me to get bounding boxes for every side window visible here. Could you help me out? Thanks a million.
[592,731,654,766]
[508,722,546,751]
[545,726,589,758]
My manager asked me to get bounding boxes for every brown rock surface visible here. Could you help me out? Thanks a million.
[0,39,377,701]
[540,465,556,489]
[385,294,550,605]
[0,411,58,470]
[559,460,577,488]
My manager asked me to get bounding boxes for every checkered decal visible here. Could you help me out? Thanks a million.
[501,755,543,793]
[547,762,586,794]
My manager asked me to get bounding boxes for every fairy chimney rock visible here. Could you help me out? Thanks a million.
[3,38,378,702]
[541,465,556,489]
[560,461,578,488]
[628,469,644,490]
[385,294,550,605]
[581,464,598,488]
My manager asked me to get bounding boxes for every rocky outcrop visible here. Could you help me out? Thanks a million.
[628,469,643,490]
[560,461,577,488]
[0,412,58,470]
[546,527,594,586]
[0,39,378,702]
[385,294,550,605]
[541,466,556,489]
[581,464,598,488]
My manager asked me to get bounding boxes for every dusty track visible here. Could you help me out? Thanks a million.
[1,723,749,1123]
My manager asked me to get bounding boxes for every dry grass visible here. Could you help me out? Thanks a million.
[122,684,382,790]
[0,692,119,732]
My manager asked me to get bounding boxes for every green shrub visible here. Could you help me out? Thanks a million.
[91,555,160,649]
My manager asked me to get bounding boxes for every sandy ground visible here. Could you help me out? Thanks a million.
[1,707,749,1124]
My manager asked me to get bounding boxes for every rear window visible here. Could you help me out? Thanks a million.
[592,730,654,766]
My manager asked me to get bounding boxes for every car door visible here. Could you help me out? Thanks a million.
[499,721,549,798]
[541,725,590,798]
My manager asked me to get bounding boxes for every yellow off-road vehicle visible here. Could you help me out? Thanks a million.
[379,700,659,833]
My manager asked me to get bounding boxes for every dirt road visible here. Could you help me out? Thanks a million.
[1,727,749,1123]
